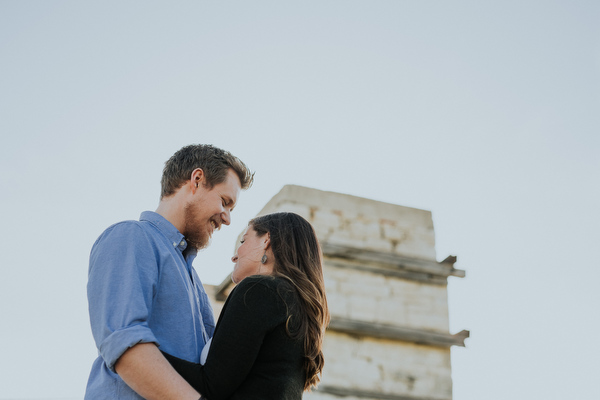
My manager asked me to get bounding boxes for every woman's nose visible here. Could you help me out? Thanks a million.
[231,255,238,262]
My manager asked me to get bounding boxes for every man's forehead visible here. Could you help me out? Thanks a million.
[215,170,240,192]
[227,168,242,186]
[225,170,241,192]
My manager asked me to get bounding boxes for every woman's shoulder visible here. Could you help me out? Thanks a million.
[233,275,297,305]
[236,275,292,292]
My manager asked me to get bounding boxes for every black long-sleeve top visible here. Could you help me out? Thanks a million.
[162,275,305,400]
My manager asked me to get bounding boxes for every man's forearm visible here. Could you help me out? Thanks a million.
[115,343,200,400]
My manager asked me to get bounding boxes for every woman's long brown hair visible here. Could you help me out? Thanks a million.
[250,212,330,391]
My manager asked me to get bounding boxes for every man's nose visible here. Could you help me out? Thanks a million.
[231,255,238,262]
[221,209,231,226]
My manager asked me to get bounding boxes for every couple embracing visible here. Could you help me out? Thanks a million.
[85,144,330,400]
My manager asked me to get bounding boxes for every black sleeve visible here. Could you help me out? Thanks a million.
[161,351,203,389]
[162,277,286,400]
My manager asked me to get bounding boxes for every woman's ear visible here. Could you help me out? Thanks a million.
[263,233,271,250]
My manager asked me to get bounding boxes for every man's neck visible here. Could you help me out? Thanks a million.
[155,197,185,234]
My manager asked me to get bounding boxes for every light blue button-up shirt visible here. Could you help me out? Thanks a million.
[85,211,215,399]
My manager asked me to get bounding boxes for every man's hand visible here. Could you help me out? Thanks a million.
[115,343,200,400]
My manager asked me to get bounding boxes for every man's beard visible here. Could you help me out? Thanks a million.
[183,203,211,250]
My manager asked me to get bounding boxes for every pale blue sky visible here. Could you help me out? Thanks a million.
[1,1,599,399]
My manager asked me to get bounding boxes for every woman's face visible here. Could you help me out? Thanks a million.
[231,226,270,283]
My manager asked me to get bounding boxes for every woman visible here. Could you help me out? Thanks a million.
[162,212,330,399]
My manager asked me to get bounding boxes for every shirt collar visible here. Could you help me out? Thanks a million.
[140,211,188,252]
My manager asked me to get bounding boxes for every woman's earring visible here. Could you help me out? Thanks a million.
[261,253,268,264]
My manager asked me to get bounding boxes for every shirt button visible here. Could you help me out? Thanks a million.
[180,240,186,246]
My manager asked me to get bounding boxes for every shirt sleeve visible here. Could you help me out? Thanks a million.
[163,277,286,400]
[87,222,160,371]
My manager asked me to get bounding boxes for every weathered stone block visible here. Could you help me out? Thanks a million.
[313,209,343,232]
[255,185,438,260]
[375,298,408,326]
[318,333,453,399]
[325,292,350,319]
[271,201,311,220]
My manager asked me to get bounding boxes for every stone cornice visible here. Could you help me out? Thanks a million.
[316,385,451,400]
[328,317,469,348]
[321,242,465,285]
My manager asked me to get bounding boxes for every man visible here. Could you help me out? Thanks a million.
[85,144,254,399]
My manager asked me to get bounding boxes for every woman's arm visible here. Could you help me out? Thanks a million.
[116,343,201,400]
[160,350,204,392]
[162,277,286,399]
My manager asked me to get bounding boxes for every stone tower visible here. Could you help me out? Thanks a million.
[205,185,468,400]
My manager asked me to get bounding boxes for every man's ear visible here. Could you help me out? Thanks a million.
[190,168,205,192]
